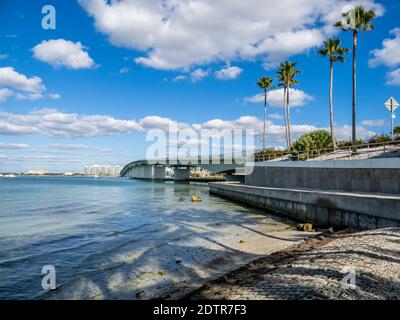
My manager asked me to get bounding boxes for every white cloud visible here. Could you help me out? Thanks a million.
[242,29,325,69]
[139,115,189,132]
[172,69,209,82]
[369,28,400,86]
[0,88,14,102]
[0,66,48,102]
[46,144,112,153]
[30,107,59,115]
[79,0,383,70]
[172,75,187,82]
[190,68,209,82]
[244,88,314,107]
[0,54,8,60]
[195,116,376,144]
[0,142,29,149]
[335,125,376,141]
[16,93,44,101]
[32,39,95,69]
[369,28,400,68]
[0,119,41,135]
[215,66,242,80]
[0,106,377,146]
[270,113,284,120]
[119,67,130,74]
[361,119,385,127]
[0,109,141,137]
[386,68,400,86]
[49,93,61,100]
[0,67,45,94]
[0,154,83,164]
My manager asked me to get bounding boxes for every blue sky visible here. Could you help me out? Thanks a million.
[0,0,399,172]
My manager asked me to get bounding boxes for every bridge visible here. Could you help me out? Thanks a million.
[120,158,247,181]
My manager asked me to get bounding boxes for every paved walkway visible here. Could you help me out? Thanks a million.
[187,228,400,300]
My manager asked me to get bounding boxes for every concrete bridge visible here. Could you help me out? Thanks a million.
[120,158,246,181]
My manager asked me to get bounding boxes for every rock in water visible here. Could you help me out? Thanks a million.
[297,223,315,232]
[179,196,185,202]
[191,195,202,202]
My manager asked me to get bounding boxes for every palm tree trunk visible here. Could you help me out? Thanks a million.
[352,30,358,153]
[283,86,289,148]
[287,84,292,148]
[263,89,266,150]
[329,59,337,149]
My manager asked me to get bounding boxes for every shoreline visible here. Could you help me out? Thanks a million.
[43,210,320,300]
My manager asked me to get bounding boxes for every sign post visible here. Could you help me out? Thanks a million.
[384,97,399,141]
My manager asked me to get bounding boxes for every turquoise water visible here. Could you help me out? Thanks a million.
[0,176,286,299]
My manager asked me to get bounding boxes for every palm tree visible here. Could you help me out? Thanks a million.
[257,77,274,150]
[277,61,300,148]
[335,6,376,152]
[317,38,349,149]
[276,66,289,147]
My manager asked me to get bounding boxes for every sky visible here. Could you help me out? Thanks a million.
[0,0,399,172]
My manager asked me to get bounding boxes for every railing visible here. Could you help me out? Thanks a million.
[253,139,400,162]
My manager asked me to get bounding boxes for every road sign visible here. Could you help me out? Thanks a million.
[385,97,399,112]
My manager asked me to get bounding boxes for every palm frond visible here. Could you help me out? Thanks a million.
[317,37,349,64]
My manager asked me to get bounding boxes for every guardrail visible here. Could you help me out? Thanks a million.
[253,139,400,162]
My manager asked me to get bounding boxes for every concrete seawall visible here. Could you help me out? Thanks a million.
[246,162,400,194]
[210,159,400,229]
[209,182,400,229]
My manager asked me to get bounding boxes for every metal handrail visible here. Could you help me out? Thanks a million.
[252,139,400,162]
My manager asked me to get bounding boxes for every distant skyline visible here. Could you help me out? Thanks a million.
[0,0,399,172]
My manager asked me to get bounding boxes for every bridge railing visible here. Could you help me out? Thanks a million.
[252,139,400,163]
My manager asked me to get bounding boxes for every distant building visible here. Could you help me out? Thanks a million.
[84,165,122,177]
[26,169,49,175]
[191,167,211,178]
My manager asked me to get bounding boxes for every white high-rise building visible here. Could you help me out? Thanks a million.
[84,165,122,177]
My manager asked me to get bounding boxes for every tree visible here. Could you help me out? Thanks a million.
[368,134,391,144]
[317,38,349,149]
[276,66,289,147]
[335,6,376,153]
[256,77,274,150]
[290,130,334,160]
[276,61,300,148]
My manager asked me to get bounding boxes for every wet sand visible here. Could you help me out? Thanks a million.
[44,208,318,300]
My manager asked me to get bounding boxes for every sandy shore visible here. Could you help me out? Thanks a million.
[44,209,319,300]
[187,227,400,300]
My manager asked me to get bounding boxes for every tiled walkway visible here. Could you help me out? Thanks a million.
[187,228,400,300]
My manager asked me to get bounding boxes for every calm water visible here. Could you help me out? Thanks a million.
[0,176,288,299]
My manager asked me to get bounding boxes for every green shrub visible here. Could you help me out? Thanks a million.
[336,139,365,148]
[254,147,288,161]
[367,134,391,144]
[290,130,333,160]
[394,126,400,138]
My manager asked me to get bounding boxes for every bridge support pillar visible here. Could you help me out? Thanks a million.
[127,168,136,178]
[141,166,153,179]
[174,167,191,181]
[153,165,166,180]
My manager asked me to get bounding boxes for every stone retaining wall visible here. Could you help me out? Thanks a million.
[246,166,400,194]
[209,182,400,229]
